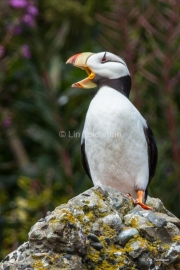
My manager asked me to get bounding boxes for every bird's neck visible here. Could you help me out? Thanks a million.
[97,75,131,98]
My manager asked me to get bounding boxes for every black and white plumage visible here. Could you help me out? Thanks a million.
[67,52,158,209]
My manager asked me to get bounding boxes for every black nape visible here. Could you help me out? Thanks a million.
[94,75,131,98]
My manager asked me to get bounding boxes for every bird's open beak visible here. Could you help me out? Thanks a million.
[66,52,97,88]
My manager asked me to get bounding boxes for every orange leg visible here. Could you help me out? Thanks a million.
[126,190,152,210]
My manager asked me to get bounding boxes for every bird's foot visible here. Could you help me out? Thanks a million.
[126,193,152,210]
[134,200,152,210]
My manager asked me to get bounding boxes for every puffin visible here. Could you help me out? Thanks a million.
[66,51,158,210]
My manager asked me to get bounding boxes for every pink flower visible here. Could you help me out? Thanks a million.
[21,14,35,27]
[9,0,27,8]
[27,5,38,16]
[21,44,31,59]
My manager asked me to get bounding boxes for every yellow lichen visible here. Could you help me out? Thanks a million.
[85,210,96,222]
[82,200,90,204]
[99,223,117,239]
[32,254,60,270]
[172,235,180,242]
[130,217,139,227]
[49,218,61,224]
[98,260,118,270]
[146,221,154,226]
[148,244,156,252]
[94,188,107,201]
[32,260,46,270]
[102,244,124,261]
[160,243,171,251]
[51,209,77,226]
[123,241,133,253]
[134,235,148,247]
[86,246,101,263]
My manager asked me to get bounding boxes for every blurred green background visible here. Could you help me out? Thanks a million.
[0,0,180,260]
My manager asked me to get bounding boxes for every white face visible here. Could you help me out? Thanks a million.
[86,52,130,79]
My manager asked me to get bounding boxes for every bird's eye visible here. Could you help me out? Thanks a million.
[101,52,107,63]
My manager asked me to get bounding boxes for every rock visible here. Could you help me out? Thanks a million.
[155,212,180,229]
[124,209,180,244]
[29,208,87,256]
[0,185,180,270]
[118,227,139,246]
[87,233,100,242]
[90,242,103,251]
[124,212,148,227]
[138,253,153,270]
[102,214,122,232]
[129,239,148,258]
[147,211,167,227]
[146,196,176,217]
[164,242,180,263]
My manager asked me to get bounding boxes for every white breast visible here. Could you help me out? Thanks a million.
[83,86,149,198]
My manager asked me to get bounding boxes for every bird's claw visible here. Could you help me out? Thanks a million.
[134,200,152,210]
[126,193,136,203]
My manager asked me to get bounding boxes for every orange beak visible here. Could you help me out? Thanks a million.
[66,52,97,88]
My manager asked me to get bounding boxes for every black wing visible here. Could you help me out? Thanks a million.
[81,134,92,181]
[144,123,158,184]
[143,123,158,201]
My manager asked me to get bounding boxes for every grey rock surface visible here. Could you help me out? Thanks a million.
[118,227,139,246]
[0,185,180,270]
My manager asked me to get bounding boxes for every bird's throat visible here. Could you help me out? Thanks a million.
[95,75,131,98]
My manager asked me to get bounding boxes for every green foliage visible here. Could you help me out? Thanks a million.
[0,0,107,258]
[0,0,180,260]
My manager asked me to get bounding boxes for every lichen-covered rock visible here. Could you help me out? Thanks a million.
[29,208,87,256]
[118,228,139,246]
[1,185,180,270]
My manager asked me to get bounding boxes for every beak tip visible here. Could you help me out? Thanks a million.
[66,53,82,65]
[72,83,83,88]
[66,59,71,64]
